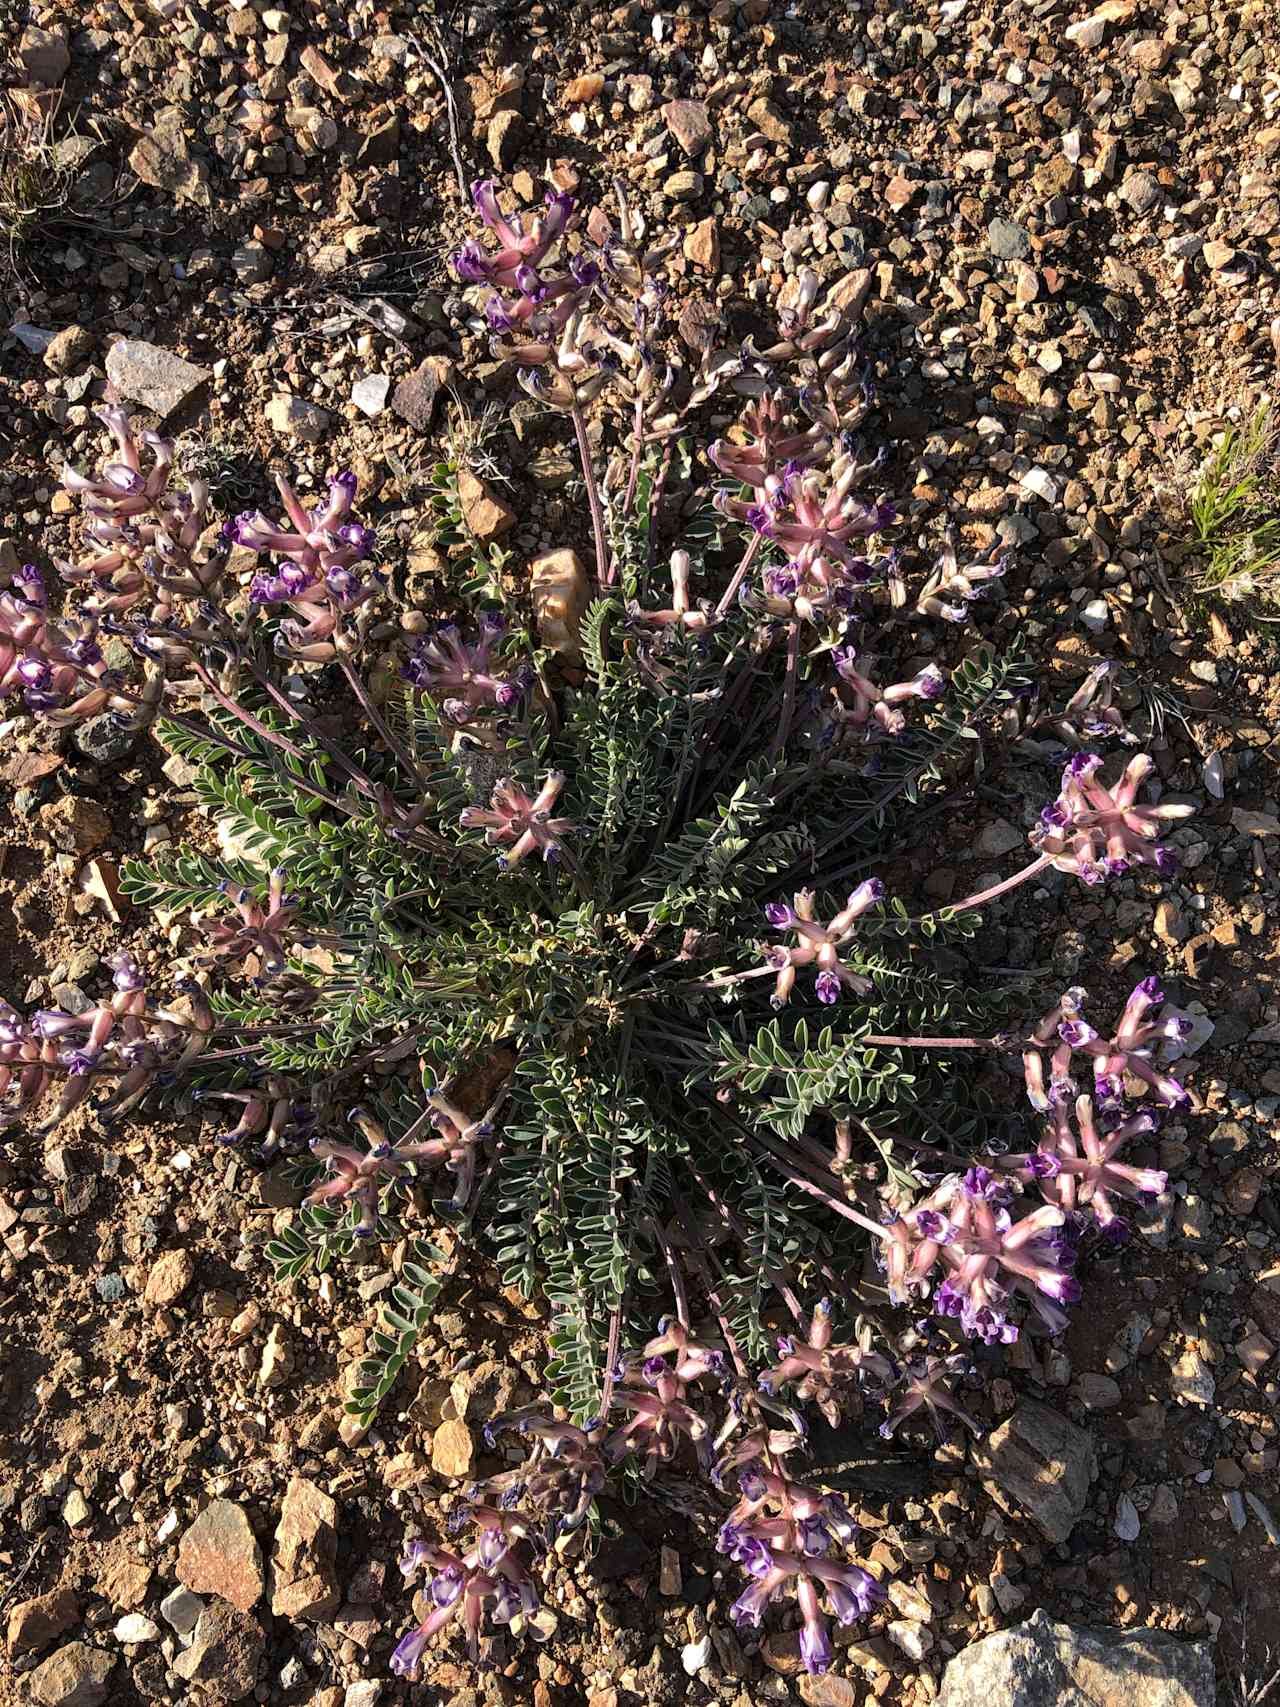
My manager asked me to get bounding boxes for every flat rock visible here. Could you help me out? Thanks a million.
[351,374,391,417]
[974,1400,1096,1543]
[988,217,1031,260]
[19,25,70,85]
[531,548,588,660]
[458,469,515,543]
[128,122,210,207]
[271,1476,340,1620]
[105,340,211,418]
[171,1603,264,1700]
[177,1500,265,1611]
[7,1587,79,1657]
[159,1586,203,1636]
[144,1247,194,1306]
[938,1608,1212,1707]
[28,1642,116,1707]
[391,357,451,430]
[266,394,331,443]
[662,98,711,156]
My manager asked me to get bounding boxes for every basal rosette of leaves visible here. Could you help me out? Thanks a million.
[1,179,1201,1678]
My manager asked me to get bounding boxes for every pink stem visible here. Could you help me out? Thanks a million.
[715,530,764,617]
[571,406,612,589]
[938,852,1052,917]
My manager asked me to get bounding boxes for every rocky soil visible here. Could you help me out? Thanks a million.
[3,0,1280,1703]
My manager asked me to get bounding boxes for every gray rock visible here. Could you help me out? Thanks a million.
[73,713,137,765]
[988,217,1030,260]
[159,1585,203,1636]
[105,340,211,418]
[351,374,391,417]
[231,241,273,284]
[1119,170,1162,215]
[938,1608,1212,1707]
[971,818,1024,859]
[9,321,56,355]
[265,394,331,443]
[19,25,70,86]
[974,1400,1096,1543]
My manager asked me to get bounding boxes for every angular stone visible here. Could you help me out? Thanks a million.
[144,1247,195,1306]
[38,796,111,854]
[683,216,719,272]
[662,99,711,156]
[988,217,1030,260]
[664,169,702,202]
[391,358,452,430]
[457,469,515,543]
[7,1587,79,1657]
[974,1400,1096,1543]
[266,394,331,443]
[43,326,95,375]
[113,1614,159,1644]
[747,96,793,144]
[19,26,70,86]
[105,340,211,417]
[531,548,588,660]
[159,1586,203,1636]
[351,374,391,417]
[171,1603,264,1700]
[487,109,522,171]
[271,1476,340,1620]
[938,1608,1212,1707]
[564,73,605,104]
[430,1418,475,1479]
[96,1557,151,1610]
[28,1643,116,1707]
[176,1500,265,1611]
[128,123,210,207]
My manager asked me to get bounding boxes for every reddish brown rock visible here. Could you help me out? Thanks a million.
[458,469,515,543]
[7,1587,79,1657]
[144,1247,195,1306]
[271,1477,339,1620]
[28,1642,115,1707]
[176,1501,265,1612]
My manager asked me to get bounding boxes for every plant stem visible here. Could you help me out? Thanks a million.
[714,530,763,617]
[931,852,1052,919]
[769,619,801,758]
[571,405,611,588]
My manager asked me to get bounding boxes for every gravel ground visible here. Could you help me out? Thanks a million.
[2,0,1280,1703]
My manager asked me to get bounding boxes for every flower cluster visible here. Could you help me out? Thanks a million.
[304,1081,498,1232]
[762,880,884,1007]
[231,472,381,661]
[199,868,300,979]
[717,1432,884,1674]
[1,563,141,726]
[758,1297,893,1427]
[883,1166,1080,1343]
[1,955,213,1135]
[391,1519,542,1676]
[1001,1093,1167,1245]
[58,406,225,622]
[402,614,528,725]
[831,644,945,738]
[1022,977,1192,1114]
[1030,752,1193,883]
[602,1318,720,1474]
[459,772,575,870]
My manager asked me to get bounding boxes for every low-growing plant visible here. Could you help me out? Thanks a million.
[1,179,1204,1676]
[1188,401,1280,608]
